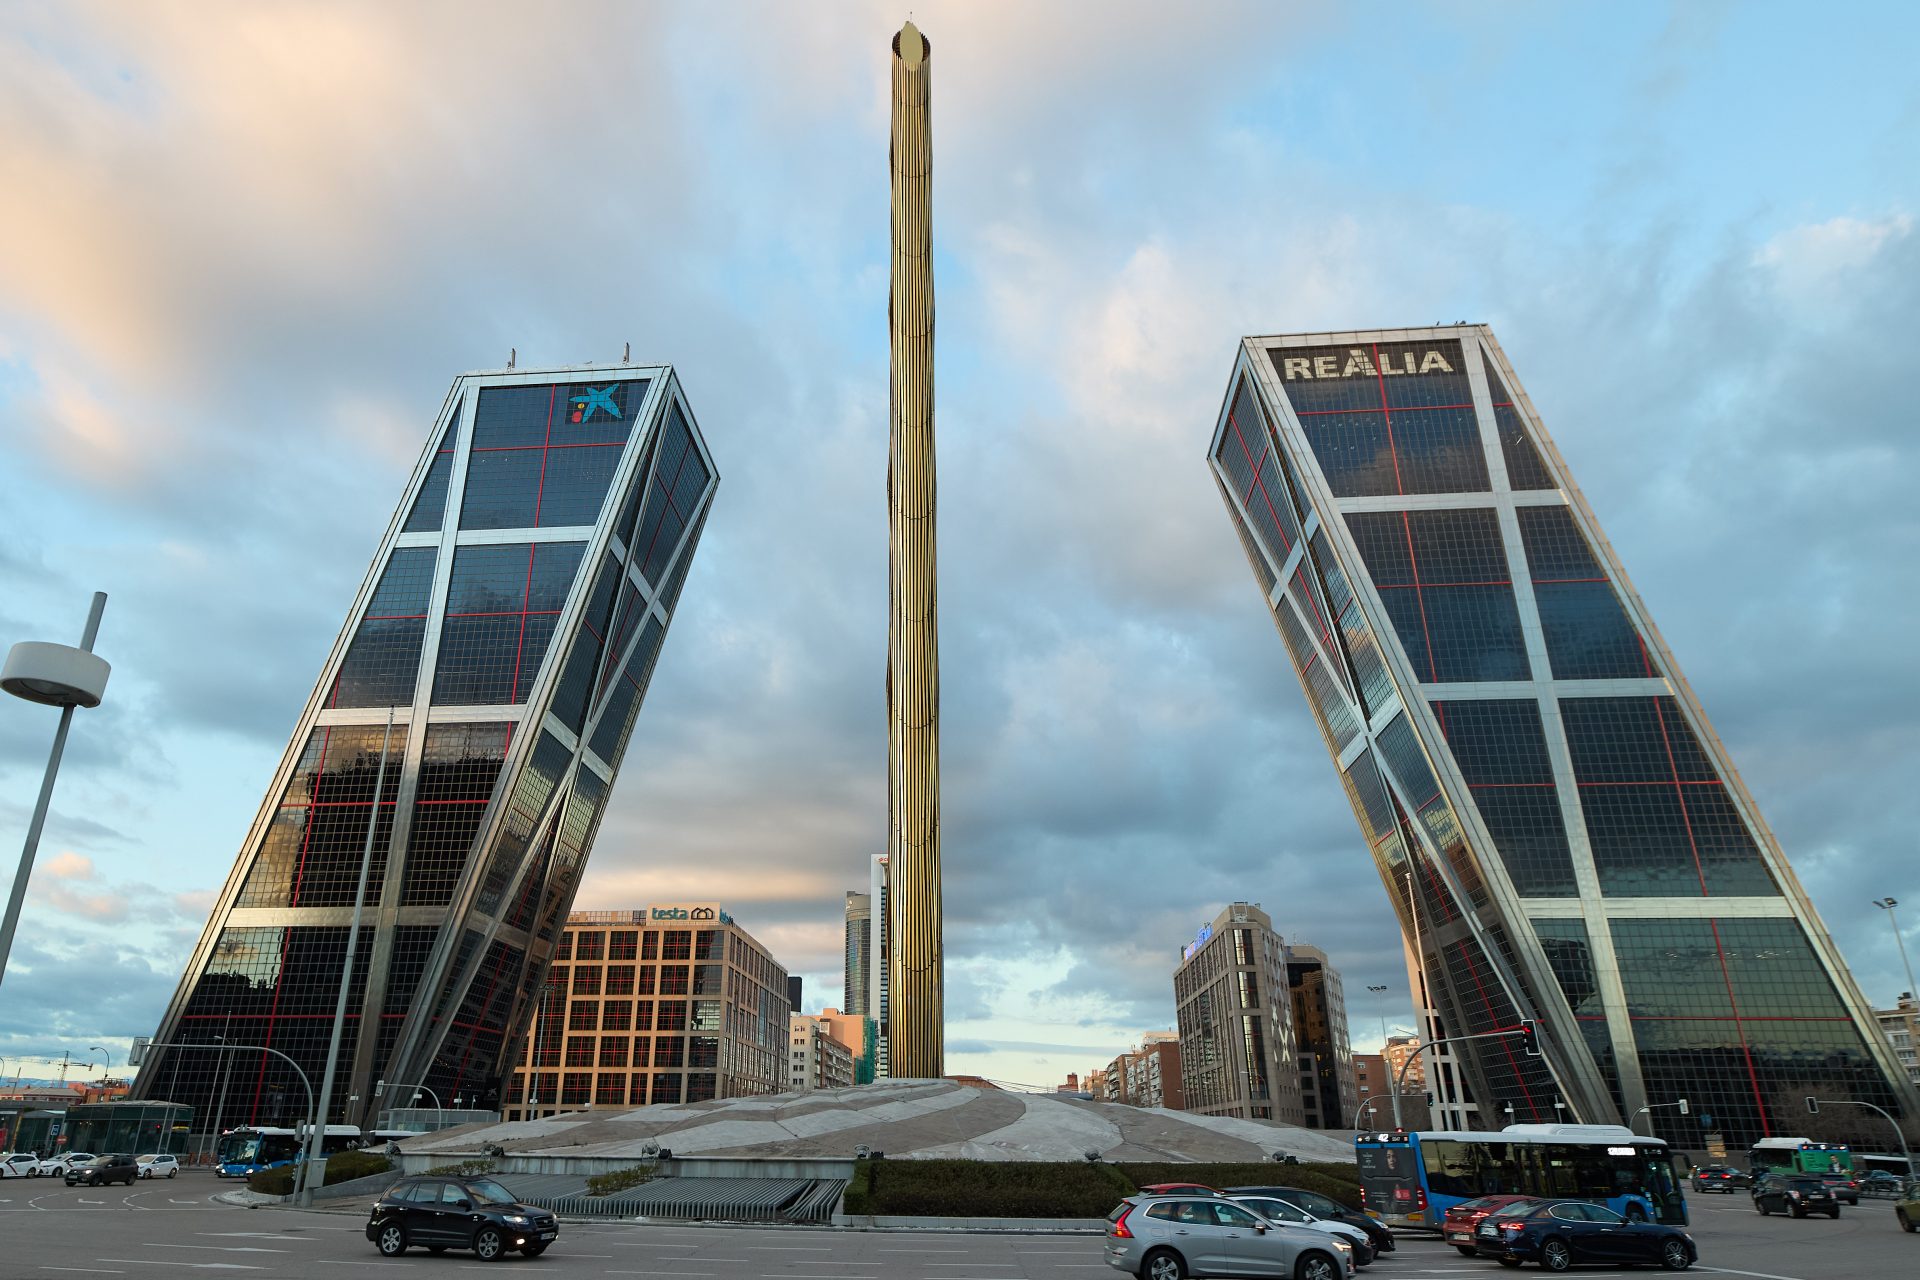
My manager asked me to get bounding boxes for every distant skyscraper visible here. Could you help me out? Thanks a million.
[1287,944,1355,1130]
[139,364,716,1130]
[870,854,891,1079]
[885,17,943,1080]
[787,975,804,1016]
[1207,325,1920,1145]
[844,891,872,1018]
[1173,902,1304,1124]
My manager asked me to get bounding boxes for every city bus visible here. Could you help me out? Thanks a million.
[1354,1124,1687,1229]
[1748,1137,1853,1178]
[213,1125,363,1178]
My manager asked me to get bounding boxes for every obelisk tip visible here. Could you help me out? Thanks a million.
[895,21,927,66]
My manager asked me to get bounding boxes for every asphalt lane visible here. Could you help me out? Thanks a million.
[0,1176,1910,1280]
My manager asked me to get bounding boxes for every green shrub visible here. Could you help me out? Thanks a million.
[584,1166,652,1197]
[1115,1163,1363,1211]
[247,1167,295,1196]
[843,1158,873,1215]
[244,1151,393,1197]
[862,1159,1135,1219]
[426,1159,495,1177]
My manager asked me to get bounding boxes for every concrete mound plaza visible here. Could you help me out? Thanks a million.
[398,1079,1359,1163]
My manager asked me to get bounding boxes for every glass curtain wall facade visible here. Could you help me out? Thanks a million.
[137,365,717,1132]
[1207,326,1918,1147]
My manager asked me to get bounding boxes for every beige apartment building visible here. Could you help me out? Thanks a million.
[505,907,790,1120]
[1877,993,1920,1085]
[789,1014,856,1092]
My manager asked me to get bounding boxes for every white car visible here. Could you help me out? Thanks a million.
[1231,1194,1376,1263]
[31,1152,95,1178]
[136,1154,181,1179]
[1,1152,39,1178]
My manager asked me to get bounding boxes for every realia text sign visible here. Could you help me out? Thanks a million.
[1278,347,1455,380]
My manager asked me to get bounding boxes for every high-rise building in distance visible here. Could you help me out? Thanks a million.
[1207,325,1919,1146]
[1287,944,1355,1130]
[1173,902,1305,1124]
[843,891,872,1018]
[138,365,716,1132]
[869,855,891,1079]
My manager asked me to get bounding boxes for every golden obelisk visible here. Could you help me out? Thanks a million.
[885,18,942,1080]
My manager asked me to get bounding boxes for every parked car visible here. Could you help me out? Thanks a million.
[136,1154,181,1179]
[1896,1181,1920,1232]
[1859,1169,1904,1194]
[1817,1172,1860,1205]
[1751,1173,1840,1219]
[1227,1185,1396,1254]
[1440,1194,1541,1255]
[1688,1166,1749,1193]
[32,1152,95,1178]
[1,1152,41,1178]
[65,1154,139,1187]
[1138,1182,1224,1197]
[366,1174,560,1259]
[1473,1199,1696,1271]
[1229,1193,1376,1265]
[1105,1194,1353,1280]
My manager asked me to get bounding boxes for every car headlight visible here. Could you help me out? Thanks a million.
[1332,1240,1353,1252]
[503,1215,529,1225]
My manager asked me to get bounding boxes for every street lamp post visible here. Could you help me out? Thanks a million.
[1872,898,1918,1001]
[1808,1097,1914,1184]
[0,593,111,994]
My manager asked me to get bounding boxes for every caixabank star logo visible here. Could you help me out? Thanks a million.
[567,383,625,424]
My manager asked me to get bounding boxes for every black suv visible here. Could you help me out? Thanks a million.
[366,1174,559,1260]
[1227,1185,1396,1253]
[66,1154,138,1187]
[1751,1173,1840,1219]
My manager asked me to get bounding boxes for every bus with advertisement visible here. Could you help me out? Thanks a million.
[1748,1137,1853,1178]
[1355,1124,1687,1229]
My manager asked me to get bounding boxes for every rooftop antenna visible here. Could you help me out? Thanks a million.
[507,347,517,369]
[622,341,631,364]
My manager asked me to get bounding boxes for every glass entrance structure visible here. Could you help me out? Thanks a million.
[1207,326,1917,1147]
[137,365,716,1131]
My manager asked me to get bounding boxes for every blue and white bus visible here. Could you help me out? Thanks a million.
[1355,1124,1687,1229]
[213,1125,362,1178]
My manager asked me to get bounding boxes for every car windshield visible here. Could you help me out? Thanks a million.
[1287,1190,1343,1215]
[464,1178,518,1206]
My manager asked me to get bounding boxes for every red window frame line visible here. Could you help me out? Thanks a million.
[247,927,296,1124]
[1531,576,1609,585]
[1575,778,1724,788]
[1613,1014,1856,1023]
[1377,578,1512,589]
[1224,398,1296,559]
[1398,512,1439,681]
[442,607,564,620]
[469,440,627,452]
[1293,401,1478,416]
[1372,344,1407,495]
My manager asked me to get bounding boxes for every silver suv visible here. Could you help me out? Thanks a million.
[1106,1194,1355,1280]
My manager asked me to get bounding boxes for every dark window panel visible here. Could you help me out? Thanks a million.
[1273,600,1358,752]
[1278,341,1485,496]
[1432,699,1578,897]
[403,421,457,533]
[1347,510,1528,683]
[1483,354,1557,490]
[400,723,510,907]
[459,449,544,530]
[1561,696,1719,784]
[536,444,624,528]
[237,724,409,908]
[1517,508,1657,681]
[473,385,557,449]
[658,498,710,616]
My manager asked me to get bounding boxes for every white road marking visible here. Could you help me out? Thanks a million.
[40,1270,128,1276]
[745,1245,834,1251]
[98,1263,263,1272]
[1696,1269,1812,1280]
[149,1245,289,1254]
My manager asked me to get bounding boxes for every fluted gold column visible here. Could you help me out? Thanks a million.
[886,19,942,1080]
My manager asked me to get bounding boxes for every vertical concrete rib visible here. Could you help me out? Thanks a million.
[886,19,943,1079]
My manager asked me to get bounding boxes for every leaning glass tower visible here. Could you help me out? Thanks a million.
[1207,326,1917,1148]
[137,364,715,1129]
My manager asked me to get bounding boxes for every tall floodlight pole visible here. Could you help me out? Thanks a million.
[0,593,110,993]
[1873,898,1917,1000]
[886,19,943,1080]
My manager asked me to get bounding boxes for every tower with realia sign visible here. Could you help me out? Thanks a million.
[137,364,716,1131]
[1206,325,1918,1147]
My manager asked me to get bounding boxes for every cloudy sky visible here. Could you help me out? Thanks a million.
[2,1,1917,1093]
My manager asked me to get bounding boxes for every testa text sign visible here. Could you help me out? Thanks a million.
[649,904,734,925]
[1278,348,1455,380]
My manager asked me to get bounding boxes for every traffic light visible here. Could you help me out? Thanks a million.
[1518,1019,1540,1055]
[1805,1097,1819,1114]
[1677,1099,1689,1115]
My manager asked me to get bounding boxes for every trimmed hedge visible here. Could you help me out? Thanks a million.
[847,1157,1360,1219]
[585,1166,652,1197]
[1115,1163,1362,1211]
[246,1150,393,1196]
[858,1159,1135,1219]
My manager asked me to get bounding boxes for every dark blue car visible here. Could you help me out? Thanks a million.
[1473,1199,1696,1271]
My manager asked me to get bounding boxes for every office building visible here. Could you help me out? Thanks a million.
[1381,1034,1427,1093]
[1288,944,1355,1130]
[789,1013,857,1093]
[135,366,716,1132]
[869,855,891,1078]
[506,907,788,1118]
[1352,1053,1387,1124]
[1207,325,1919,1144]
[844,891,873,1018]
[1877,994,1920,1085]
[1173,902,1306,1124]
[787,976,804,1015]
